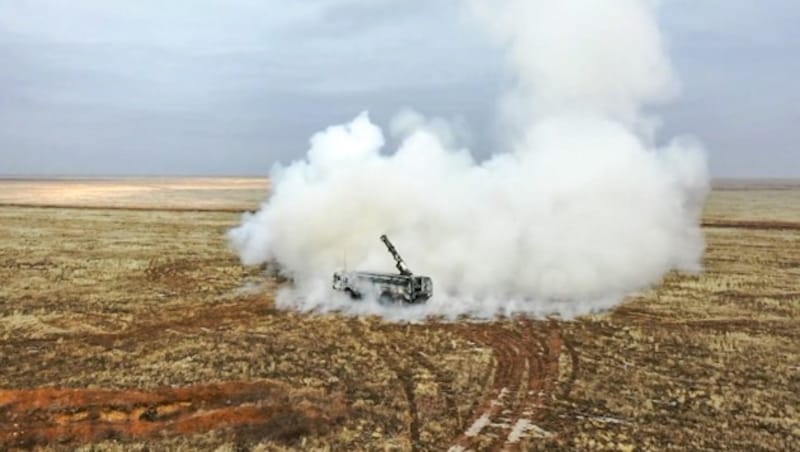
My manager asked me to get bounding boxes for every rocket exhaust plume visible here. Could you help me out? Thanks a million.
[229,0,709,319]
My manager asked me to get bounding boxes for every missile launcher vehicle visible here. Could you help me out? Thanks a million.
[332,235,432,304]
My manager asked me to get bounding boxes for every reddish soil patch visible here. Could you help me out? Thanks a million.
[0,380,347,449]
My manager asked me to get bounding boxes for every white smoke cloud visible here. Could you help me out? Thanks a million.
[470,0,678,127]
[228,0,709,319]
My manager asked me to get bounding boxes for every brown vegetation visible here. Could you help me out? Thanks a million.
[0,179,798,450]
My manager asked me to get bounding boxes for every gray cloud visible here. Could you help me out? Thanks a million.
[658,0,800,177]
[0,0,797,177]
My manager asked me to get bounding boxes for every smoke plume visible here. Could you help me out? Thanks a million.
[228,0,709,319]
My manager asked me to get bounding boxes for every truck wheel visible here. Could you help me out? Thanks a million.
[378,292,394,305]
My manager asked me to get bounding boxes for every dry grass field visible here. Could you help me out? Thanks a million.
[0,178,798,451]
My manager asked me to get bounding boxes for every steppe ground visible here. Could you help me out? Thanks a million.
[0,178,798,451]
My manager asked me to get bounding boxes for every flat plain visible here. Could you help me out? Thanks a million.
[0,178,798,451]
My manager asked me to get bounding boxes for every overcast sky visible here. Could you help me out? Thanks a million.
[1,0,798,177]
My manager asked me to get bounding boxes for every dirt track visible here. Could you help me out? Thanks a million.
[701,220,800,230]
[444,321,565,451]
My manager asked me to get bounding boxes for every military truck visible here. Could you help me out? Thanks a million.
[332,235,432,304]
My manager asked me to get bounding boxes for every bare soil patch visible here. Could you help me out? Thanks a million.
[1,380,347,449]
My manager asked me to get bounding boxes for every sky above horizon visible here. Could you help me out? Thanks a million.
[1,0,798,177]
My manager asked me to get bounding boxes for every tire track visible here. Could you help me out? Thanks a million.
[445,320,564,451]
[349,322,421,452]
[0,296,276,350]
[503,325,562,450]
[412,351,462,430]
